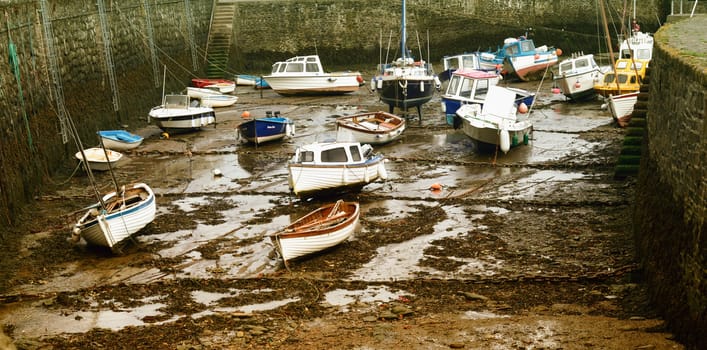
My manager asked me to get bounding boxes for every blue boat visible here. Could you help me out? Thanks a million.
[236,74,270,89]
[97,130,143,151]
[237,112,294,145]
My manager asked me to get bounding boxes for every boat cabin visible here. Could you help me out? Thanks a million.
[502,37,539,57]
[292,142,373,165]
[600,58,647,90]
[558,54,600,76]
[270,55,324,76]
[441,69,500,115]
[440,53,481,81]
[164,95,191,109]
[619,32,654,60]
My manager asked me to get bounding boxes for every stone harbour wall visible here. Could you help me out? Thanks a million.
[634,14,706,348]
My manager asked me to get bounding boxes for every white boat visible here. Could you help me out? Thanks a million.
[75,147,123,171]
[270,200,359,266]
[553,52,608,101]
[336,111,406,145]
[619,30,653,61]
[148,94,216,131]
[263,55,364,96]
[455,85,533,153]
[606,91,639,127]
[97,130,143,151]
[199,94,238,108]
[186,87,221,99]
[72,182,157,251]
[439,52,482,81]
[287,141,388,196]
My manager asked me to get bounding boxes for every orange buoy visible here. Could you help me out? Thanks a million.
[430,183,442,191]
[518,102,529,114]
[534,53,540,60]
[574,81,581,89]
[551,87,561,94]
[556,48,563,56]
[241,111,251,118]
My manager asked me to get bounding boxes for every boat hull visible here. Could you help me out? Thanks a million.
[98,130,143,151]
[200,95,238,108]
[505,54,558,81]
[460,117,532,152]
[264,73,362,96]
[377,78,435,112]
[74,183,157,249]
[556,69,604,101]
[75,148,123,171]
[149,106,216,131]
[272,201,360,263]
[335,112,406,145]
[238,117,293,144]
[607,92,638,127]
[288,156,387,196]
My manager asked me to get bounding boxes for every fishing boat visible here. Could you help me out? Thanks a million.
[478,35,561,81]
[287,141,388,196]
[97,130,143,151]
[441,69,533,125]
[237,111,295,144]
[371,0,440,119]
[72,182,157,251]
[263,55,364,96]
[148,94,216,132]
[593,58,648,97]
[270,200,360,267]
[553,52,608,101]
[336,111,406,145]
[455,85,532,153]
[75,147,123,171]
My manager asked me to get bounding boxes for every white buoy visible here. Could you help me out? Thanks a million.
[376,77,383,89]
[213,168,223,177]
[500,130,511,153]
[371,77,376,90]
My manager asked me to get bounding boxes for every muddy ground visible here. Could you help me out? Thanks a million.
[0,79,686,349]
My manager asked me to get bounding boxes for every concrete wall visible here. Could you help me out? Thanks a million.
[634,15,706,348]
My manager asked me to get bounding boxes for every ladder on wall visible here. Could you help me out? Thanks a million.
[205,0,237,78]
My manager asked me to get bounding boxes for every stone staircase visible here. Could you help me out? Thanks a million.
[614,67,650,179]
[205,0,237,78]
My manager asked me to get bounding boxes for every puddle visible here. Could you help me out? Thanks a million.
[324,285,413,312]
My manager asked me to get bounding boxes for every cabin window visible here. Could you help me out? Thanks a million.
[349,146,362,162]
[576,59,589,69]
[444,58,458,70]
[285,63,304,73]
[630,76,636,84]
[306,57,317,63]
[476,79,489,94]
[321,147,348,163]
[603,73,615,83]
[560,61,572,73]
[505,45,519,55]
[616,61,628,69]
[271,63,281,74]
[520,41,535,52]
[298,151,314,162]
[277,64,287,73]
[637,49,650,60]
[617,74,629,84]
[459,78,474,98]
[462,56,477,67]
[306,63,319,72]
[446,76,461,95]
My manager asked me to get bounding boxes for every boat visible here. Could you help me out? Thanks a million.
[148,94,216,132]
[478,35,561,81]
[553,52,608,101]
[199,94,238,108]
[237,111,295,144]
[371,0,440,119]
[72,182,157,251]
[606,91,639,127]
[97,130,143,151]
[454,85,532,153]
[619,27,654,61]
[270,200,360,266]
[287,141,388,196]
[263,55,364,96]
[441,69,534,125]
[593,58,648,97]
[335,111,406,145]
[191,78,236,94]
[75,147,123,171]
[186,86,221,99]
[439,52,482,82]
[235,74,269,89]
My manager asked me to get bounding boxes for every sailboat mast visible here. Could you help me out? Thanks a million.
[599,0,620,93]
[401,0,406,61]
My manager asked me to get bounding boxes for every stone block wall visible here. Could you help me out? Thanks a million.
[634,15,706,348]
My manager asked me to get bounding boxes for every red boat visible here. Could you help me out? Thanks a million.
[190,78,236,94]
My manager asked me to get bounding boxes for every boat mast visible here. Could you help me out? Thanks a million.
[401,0,406,61]
[599,0,621,94]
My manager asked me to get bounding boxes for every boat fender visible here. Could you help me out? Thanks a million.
[523,133,529,145]
[377,162,388,180]
[518,103,528,114]
[434,76,442,90]
[420,80,424,92]
[371,78,376,91]
[511,133,518,146]
[500,130,511,153]
[377,77,383,89]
